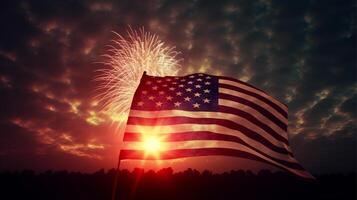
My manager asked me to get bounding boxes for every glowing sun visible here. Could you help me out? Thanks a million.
[142,136,164,158]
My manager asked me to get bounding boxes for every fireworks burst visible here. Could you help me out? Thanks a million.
[95,27,181,130]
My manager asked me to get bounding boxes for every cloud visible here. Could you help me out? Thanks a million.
[291,130,356,173]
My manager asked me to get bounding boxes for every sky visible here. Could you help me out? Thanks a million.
[0,0,355,174]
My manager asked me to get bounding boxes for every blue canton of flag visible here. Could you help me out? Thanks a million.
[132,73,219,111]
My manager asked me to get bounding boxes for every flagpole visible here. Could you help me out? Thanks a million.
[111,71,146,200]
[111,151,121,200]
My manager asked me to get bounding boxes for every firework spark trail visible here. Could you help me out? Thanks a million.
[95,27,181,132]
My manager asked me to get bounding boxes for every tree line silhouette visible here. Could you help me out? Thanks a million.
[0,168,355,200]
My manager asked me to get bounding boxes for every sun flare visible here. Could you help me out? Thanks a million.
[142,136,164,158]
[144,137,161,152]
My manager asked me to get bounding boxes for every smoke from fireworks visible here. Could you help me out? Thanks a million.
[95,28,181,130]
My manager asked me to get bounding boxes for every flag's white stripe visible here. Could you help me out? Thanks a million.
[125,124,293,161]
[219,99,287,138]
[129,108,288,143]
[219,79,288,112]
[219,87,288,123]
[122,140,311,179]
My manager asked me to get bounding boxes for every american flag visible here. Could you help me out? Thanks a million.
[120,72,313,179]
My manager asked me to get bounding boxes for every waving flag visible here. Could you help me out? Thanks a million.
[120,72,313,179]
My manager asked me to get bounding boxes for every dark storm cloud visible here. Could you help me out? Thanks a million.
[291,131,356,173]
[0,0,355,173]
[0,122,39,154]
[341,94,357,118]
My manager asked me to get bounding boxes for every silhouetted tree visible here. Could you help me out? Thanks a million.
[0,168,355,200]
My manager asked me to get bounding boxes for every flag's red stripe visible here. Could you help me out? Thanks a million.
[220,93,287,131]
[120,148,265,161]
[219,76,267,94]
[123,131,303,170]
[127,116,289,152]
[218,105,288,141]
[124,130,292,156]
[220,83,288,119]
[119,148,307,175]
[219,76,288,108]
